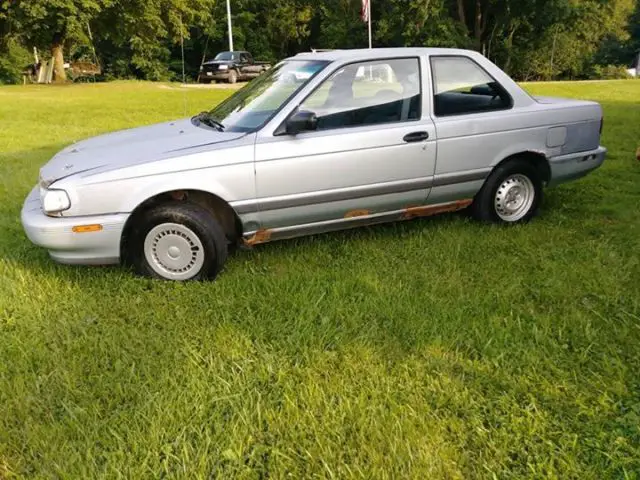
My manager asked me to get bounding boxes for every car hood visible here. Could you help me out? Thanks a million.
[202,60,233,66]
[40,119,245,184]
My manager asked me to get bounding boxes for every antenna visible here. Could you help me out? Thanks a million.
[180,15,188,117]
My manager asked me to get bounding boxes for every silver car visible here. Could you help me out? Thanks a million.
[21,48,606,281]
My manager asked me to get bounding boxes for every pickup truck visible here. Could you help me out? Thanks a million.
[22,48,606,281]
[198,51,271,84]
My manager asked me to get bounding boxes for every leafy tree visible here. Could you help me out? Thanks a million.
[0,37,32,84]
[94,0,216,80]
[3,0,112,82]
[1,0,638,83]
[596,0,640,68]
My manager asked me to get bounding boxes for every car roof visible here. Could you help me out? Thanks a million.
[288,47,479,62]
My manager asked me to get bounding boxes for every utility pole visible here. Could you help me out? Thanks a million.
[226,0,234,51]
[368,1,372,49]
[549,25,559,81]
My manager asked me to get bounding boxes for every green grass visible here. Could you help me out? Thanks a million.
[1,79,639,479]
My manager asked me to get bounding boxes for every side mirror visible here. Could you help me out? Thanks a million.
[285,110,318,135]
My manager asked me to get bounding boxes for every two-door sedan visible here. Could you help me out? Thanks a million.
[22,48,606,280]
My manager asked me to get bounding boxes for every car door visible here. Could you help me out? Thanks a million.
[240,53,258,77]
[238,53,254,77]
[253,56,437,232]
[427,55,515,204]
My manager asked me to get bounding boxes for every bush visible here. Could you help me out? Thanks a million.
[0,39,33,84]
[588,64,633,80]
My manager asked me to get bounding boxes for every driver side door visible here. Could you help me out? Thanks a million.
[253,57,437,237]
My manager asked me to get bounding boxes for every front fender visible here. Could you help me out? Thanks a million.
[119,164,256,214]
[63,159,255,220]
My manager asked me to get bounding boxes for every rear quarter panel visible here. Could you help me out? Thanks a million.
[426,52,603,203]
[433,101,602,175]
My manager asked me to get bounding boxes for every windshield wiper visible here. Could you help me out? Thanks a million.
[191,111,225,132]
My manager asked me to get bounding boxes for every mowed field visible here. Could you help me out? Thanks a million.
[0,80,639,479]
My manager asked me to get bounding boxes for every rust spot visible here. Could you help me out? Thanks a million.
[170,190,187,201]
[344,209,370,218]
[243,229,272,246]
[402,199,473,220]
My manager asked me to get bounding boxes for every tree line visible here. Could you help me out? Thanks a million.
[1,0,639,84]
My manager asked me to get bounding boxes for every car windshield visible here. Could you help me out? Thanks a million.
[202,60,328,133]
[215,52,236,61]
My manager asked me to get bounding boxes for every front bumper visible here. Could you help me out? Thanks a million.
[198,71,230,82]
[548,146,607,187]
[21,186,129,265]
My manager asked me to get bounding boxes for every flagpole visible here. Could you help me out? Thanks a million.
[368,0,372,49]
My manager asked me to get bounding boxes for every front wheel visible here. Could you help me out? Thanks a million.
[227,70,238,84]
[130,202,228,281]
[471,159,543,224]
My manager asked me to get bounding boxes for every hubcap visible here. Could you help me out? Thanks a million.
[143,223,205,280]
[494,174,535,222]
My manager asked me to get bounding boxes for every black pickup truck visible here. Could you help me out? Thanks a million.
[198,51,271,84]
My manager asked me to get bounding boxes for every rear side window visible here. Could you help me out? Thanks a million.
[430,56,512,117]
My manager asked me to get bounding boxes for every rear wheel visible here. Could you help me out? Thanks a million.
[130,202,228,281]
[471,159,543,224]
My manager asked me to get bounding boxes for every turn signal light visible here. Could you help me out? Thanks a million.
[72,224,103,233]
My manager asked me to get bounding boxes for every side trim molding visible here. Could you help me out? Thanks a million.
[231,169,489,215]
[432,168,491,187]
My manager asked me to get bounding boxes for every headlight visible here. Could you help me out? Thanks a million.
[218,64,229,71]
[42,189,71,214]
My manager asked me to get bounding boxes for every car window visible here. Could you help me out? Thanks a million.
[206,60,328,132]
[430,56,512,116]
[299,58,421,131]
[215,52,235,61]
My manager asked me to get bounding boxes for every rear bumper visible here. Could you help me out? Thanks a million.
[21,186,128,265]
[548,146,606,187]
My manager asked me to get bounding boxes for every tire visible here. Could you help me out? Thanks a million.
[130,202,228,281]
[471,158,543,224]
[227,70,238,84]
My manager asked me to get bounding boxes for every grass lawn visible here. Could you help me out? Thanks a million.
[0,80,639,479]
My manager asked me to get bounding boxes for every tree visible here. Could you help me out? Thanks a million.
[2,0,638,84]
[4,0,112,82]
[453,0,635,79]
[94,0,216,80]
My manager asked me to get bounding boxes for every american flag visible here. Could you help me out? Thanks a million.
[361,0,370,23]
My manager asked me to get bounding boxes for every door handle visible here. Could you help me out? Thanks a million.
[403,131,429,143]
